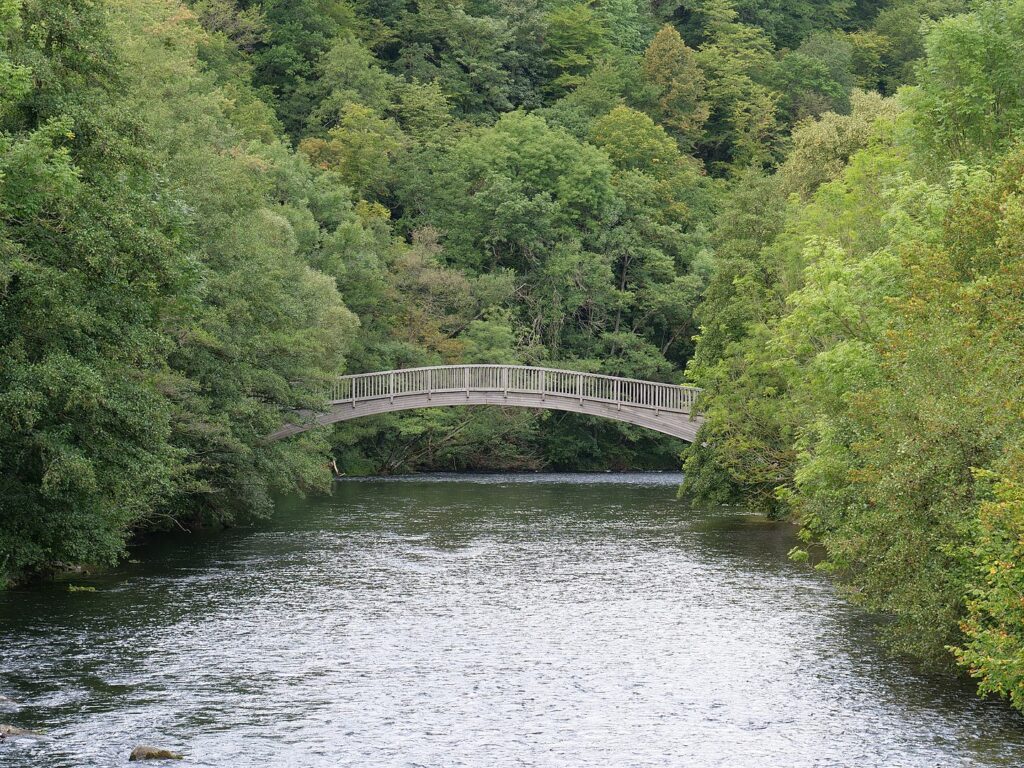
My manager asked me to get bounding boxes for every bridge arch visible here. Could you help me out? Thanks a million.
[269,365,703,442]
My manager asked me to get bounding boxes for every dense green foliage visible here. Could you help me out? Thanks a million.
[682,0,1024,709]
[3,0,1023,715]
[230,0,942,476]
[1,0,360,580]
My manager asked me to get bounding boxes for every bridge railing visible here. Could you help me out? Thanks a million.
[328,365,700,414]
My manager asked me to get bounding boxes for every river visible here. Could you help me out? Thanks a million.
[2,473,1023,766]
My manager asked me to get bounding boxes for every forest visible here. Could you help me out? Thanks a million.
[2,0,1024,711]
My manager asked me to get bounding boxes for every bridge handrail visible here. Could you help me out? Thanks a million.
[329,364,700,415]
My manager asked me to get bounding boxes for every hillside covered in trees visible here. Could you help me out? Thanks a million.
[3,0,1024,710]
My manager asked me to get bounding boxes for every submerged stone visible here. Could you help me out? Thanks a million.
[129,745,184,761]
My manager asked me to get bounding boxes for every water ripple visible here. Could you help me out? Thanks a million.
[2,474,1023,767]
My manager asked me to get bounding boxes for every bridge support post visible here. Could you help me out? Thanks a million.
[578,373,583,405]
[540,370,545,401]
[389,372,394,404]
[502,366,508,399]
[465,366,470,399]
[615,379,620,411]
[427,369,432,400]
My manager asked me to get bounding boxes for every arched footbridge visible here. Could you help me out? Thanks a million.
[269,365,703,442]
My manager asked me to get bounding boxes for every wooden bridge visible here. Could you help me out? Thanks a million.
[269,365,703,442]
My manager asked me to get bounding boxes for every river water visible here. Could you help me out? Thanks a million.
[2,473,1023,766]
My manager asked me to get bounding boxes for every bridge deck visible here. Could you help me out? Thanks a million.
[269,365,703,442]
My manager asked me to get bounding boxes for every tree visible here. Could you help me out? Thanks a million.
[771,49,850,124]
[683,0,1024,689]
[906,0,1024,161]
[595,0,656,53]
[192,0,267,51]
[0,0,192,581]
[541,3,610,96]
[403,111,616,273]
[590,105,682,173]
[541,57,655,140]
[955,466,1024,710]
[692,2,781,169]
[306,34,394,133]
[390,0,519,119]
[111,0,359,525]
[250,0,361,137]
[729,0,852,49]
[642,25,710,148]
[778,89,899,199]
[300,103,405,199]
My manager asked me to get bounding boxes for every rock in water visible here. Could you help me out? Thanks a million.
[0,724,38,737]
[129,745,184,761]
